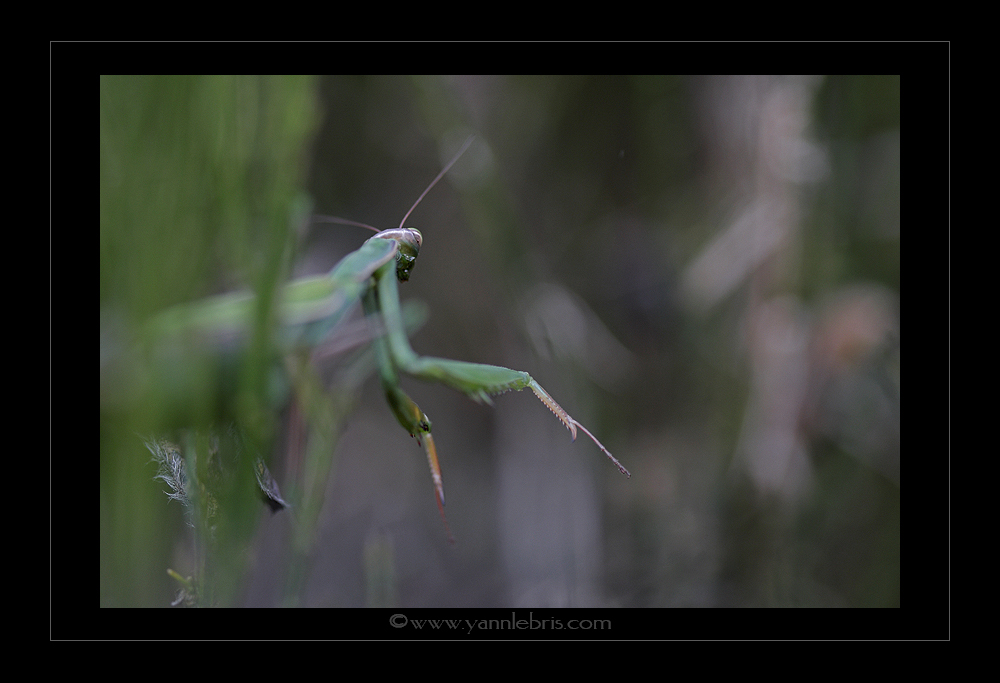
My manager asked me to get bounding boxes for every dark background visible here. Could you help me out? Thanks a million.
[100,74,902,608]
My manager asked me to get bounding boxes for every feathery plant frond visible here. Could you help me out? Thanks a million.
[146,438,193,518]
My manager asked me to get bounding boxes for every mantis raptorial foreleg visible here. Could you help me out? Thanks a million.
[359,231,630,539]
[361,279,452,541]
[379,268,629,475]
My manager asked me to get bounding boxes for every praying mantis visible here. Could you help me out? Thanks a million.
[147,135,629,541]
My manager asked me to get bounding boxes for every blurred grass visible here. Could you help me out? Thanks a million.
[100,75,318,606]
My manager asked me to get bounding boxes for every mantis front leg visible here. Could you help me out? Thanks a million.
[367,262,630,498]
[362,280,453,542]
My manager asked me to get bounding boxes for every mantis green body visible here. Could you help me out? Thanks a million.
[149,136,629,541]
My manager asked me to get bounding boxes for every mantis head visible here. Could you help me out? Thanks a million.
[371,227,422,282]
[372,136,471,283]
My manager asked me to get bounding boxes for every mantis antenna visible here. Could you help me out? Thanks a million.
[313,216,381,233]
[313,134,475,234]
[398,134,475,229]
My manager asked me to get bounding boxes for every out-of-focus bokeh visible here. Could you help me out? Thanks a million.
[101,75,899,607]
